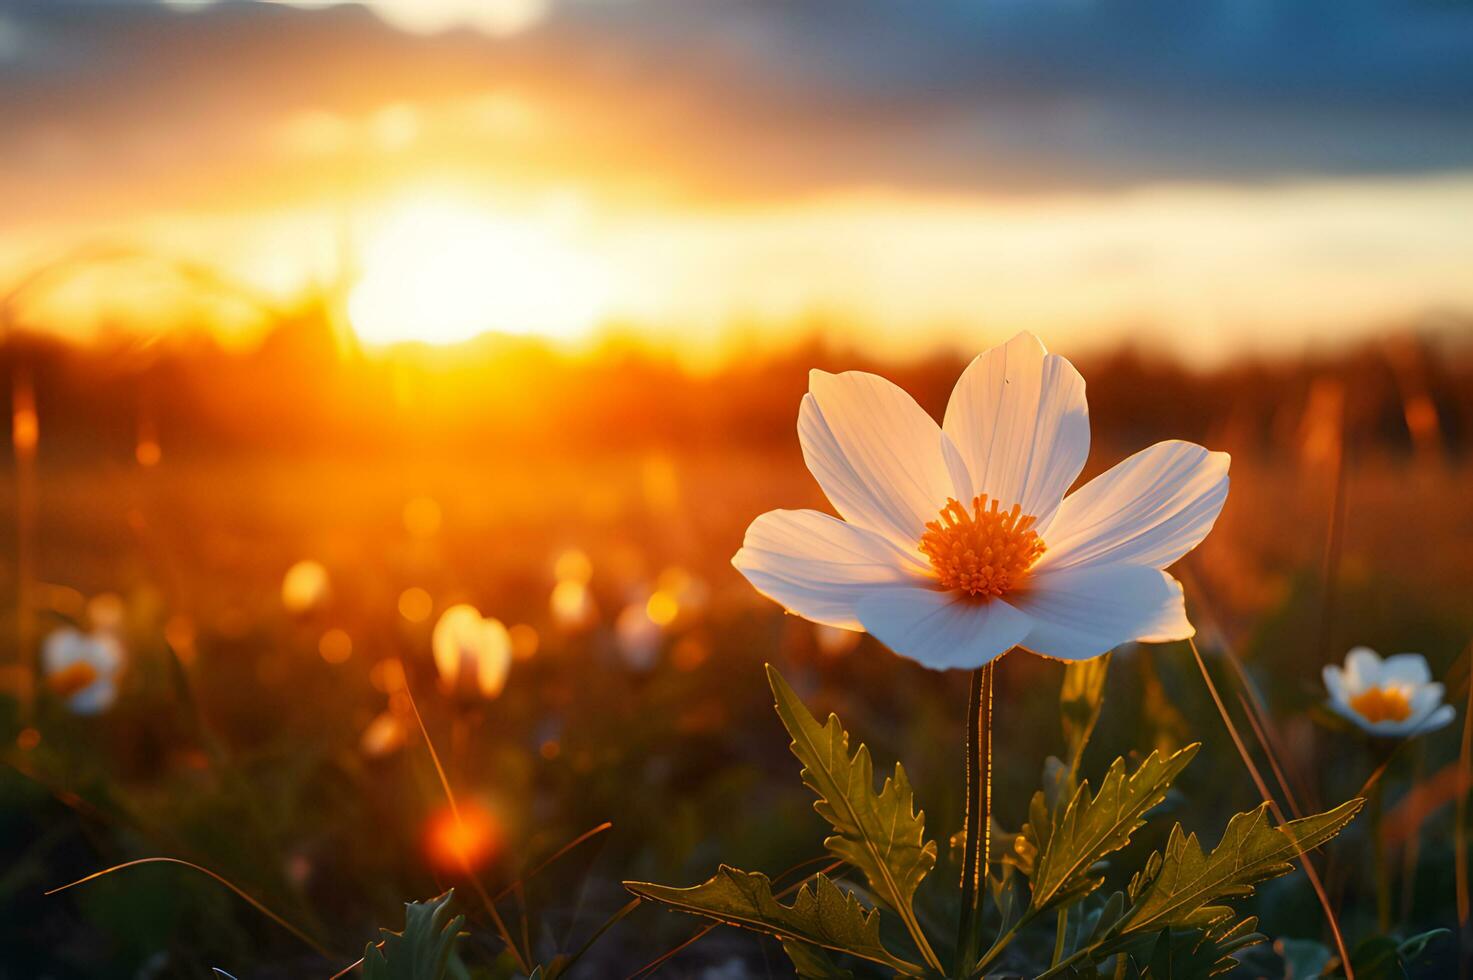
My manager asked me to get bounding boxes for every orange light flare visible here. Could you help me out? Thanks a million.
[424,799,504,876]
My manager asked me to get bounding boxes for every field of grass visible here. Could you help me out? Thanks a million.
[3,338,1472,977]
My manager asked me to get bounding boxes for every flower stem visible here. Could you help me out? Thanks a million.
[955,660,995,975]
[1051,907,1068,967]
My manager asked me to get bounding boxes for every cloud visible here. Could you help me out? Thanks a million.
[1,0,1472,212]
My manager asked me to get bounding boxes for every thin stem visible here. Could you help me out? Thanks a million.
[1051,907,1068,968]
[1035,945,1091,980]
[956,659,998,977]
[955,666,984,970]
[1187,637,1354,979]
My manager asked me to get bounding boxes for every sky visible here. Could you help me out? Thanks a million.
[4,0,1473,362]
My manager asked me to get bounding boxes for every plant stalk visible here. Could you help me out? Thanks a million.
[955,660,995,975]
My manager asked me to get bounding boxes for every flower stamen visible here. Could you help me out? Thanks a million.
[919,494,1045,598]
[47,661,99,699]
[1348,686,1412,724]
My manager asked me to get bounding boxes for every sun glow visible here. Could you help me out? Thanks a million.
[347,196,610,347]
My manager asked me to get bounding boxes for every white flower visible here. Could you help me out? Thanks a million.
[732,332,1230,669]
[43,627,123,714]
[432,604,512,699]
[1323,646,1455,738]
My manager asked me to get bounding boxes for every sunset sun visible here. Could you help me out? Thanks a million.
[346,196,610,347]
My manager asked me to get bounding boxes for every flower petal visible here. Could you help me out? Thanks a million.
[1323,664,1348,705]
[1380,653,1431,687]
[854,587,1032,670]
[1014,563,1193,661]
[1415,704,1457,735]
[1041,441,1229,572]
[1409,681,1446,719]
[733,508,925,630]
[800,371,956,546]
[942,332,1089,528]
[1343,646,1383,691]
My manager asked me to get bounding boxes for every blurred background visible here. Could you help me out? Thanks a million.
[2,0,1473,976]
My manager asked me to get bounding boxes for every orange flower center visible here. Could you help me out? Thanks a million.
[1348,686,1412,724]
[919,495,1046,598]
[47,661,99,699]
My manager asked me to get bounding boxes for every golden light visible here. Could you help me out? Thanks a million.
[347,196,610,347]
[402,496,442,537]
[398,586,434,623]
[281,559,331,614]
[318,628,353,664]
[424,800,503,875]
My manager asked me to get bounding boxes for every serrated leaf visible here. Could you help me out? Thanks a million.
[1140,917,1266,979]
[1024,745,1200,914]
[1121,800,1362,934]
[766,667,937,926]
[624,866,923,975]
[363,890,465,980]
[783,941,857,978]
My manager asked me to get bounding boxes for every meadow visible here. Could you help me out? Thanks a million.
[2,326,1472,977]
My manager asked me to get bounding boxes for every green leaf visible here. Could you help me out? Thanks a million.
[1139,917,1266,979]
[765,667,938,955]
[1341,937,1404,980]
[1024,745,1200,914]
[624,865,923,975]
[1396,928,1449,962]
[1060,654,1110,773]
[783,941,857,979]
[363,891,465,980]
[1121,800,1363,934]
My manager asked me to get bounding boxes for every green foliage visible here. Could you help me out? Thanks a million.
[363,891,466,980]
[782,941,858,979]
[625,865,923,975]
[1323,928,1452,980]
[1121,800,1363,934]
[765,665,942,971]
[1023,745,1200,914]
[627,662,1364,980]
[765,665,937,920]
[1136,916,1266,979]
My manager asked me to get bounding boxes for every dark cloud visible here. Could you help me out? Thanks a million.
[3,0,1473,204]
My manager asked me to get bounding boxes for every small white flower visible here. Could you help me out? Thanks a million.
[43,627,123,714]
[1323,646,1455,738]
[733,332,1230,670]
[432,604,512,699]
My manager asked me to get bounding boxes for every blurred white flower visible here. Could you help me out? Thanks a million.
[1324,646,1455,738]
[281,559,330,614]
[550,578,596,630]
[733,331,1230,670]
[432,604,512,699]
[43,627,123,714]
[615,602,661,671]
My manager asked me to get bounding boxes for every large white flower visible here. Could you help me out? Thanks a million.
[732,332,1230,669]
[1323,646,1455,738]
[43,627,123,714]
